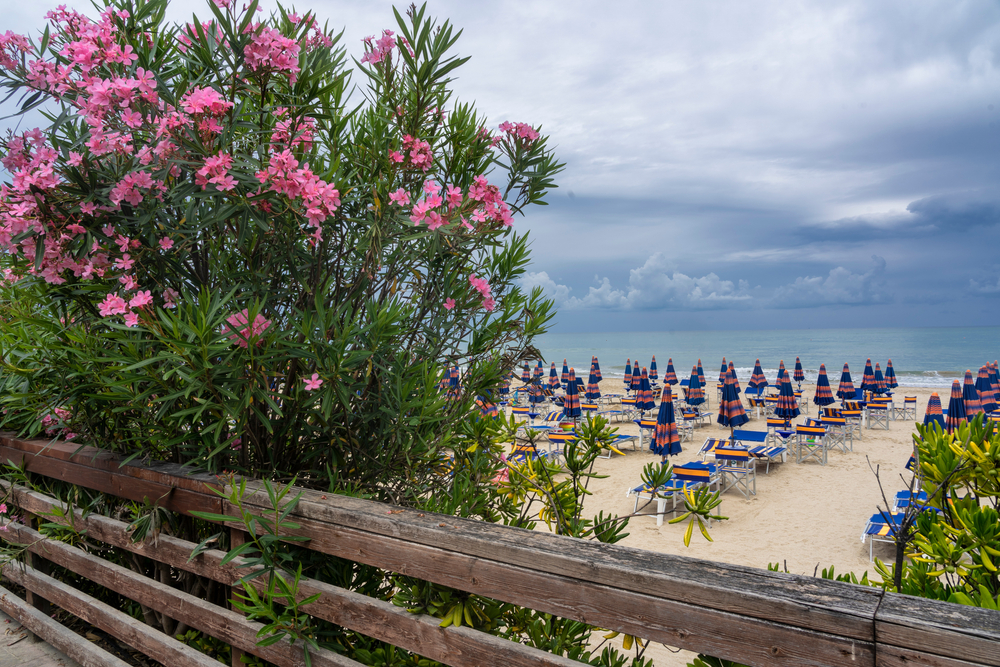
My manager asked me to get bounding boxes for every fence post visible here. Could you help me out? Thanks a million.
[23,513,52,642]
[230,527,247,667]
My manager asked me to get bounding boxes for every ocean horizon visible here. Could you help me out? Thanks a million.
[533,326,1000,389]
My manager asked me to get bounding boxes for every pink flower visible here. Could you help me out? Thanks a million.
[389,150,404,163]
[129,290,153,309]
[444,298,455,310]
[224,309,272,348]
[230,437,242,450]
[389,188,410,206]
[163,288,179,309]
[0,503,7,513]
[426,211,445,231]
[159,237,174,250]
[123,311,140,327]
[303,373,323,391]
[98,293,128,317]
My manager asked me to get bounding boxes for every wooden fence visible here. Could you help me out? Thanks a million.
[0,432,998,667]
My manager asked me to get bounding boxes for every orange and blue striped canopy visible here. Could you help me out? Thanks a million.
[563,368,581,418]
[549,363,561,391]
[718,357,728,383]
[872,363,887,395]
[631,362,643,390]
[884,360,898,389]
[963,369,982,418]
[861,358,875,392]
[774,373,800,420]
[499,374,510,395]
[794,357,805,383]
[652,385,681,457]
[649,356,658,381]
[448,366,460,396]
[561,359,569,385]
[976,366,997,413]
[717,367,749,429]
[813,364,835,406]
[521,364,531,384]
[946,380,966,432]
[837,363,856,399]
[728,361,741,395]
[624,359,632,388]
[592,356,602,382]
[586,367,601,401]
[990,361,1000,401]
[534,360,544,381]
[476,396,498,418]
[664,358,678,385]
[637,367,655,411]
[697,359,706,388]
[924,392,944,429]
[776,360,786,383]
[748,359,767,392]
[686,365,705,405]
[529,379,545,404]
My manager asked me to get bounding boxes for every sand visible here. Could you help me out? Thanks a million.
[510,379,937,666]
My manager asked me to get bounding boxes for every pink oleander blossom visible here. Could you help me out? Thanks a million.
[123,311,140,327]
[129,290,153,309]
[224,309,272,348]
[159,237,174,250]
[98,293,128,317]
[303,373,323,391]
[163,288,179,308]
[389,188,410,206]
[444,298,455,310]
[244,25,301,82]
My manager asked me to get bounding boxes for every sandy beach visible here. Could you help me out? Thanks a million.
[511,378,937,666]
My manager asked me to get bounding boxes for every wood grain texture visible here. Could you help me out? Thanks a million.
[0,582,131,667]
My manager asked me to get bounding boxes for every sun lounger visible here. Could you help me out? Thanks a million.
[796,424,828,465]
[626,479,686,526]
[861,512,904,560]
[698,437,730,461]
[715,446,756,498]
[733,428,787,473]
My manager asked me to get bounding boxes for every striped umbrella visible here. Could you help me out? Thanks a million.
[884,360,898,389]
[718,357,728,384]
[685,365,705,406]
[837,363,856,400]
[794,357,805,386]
[861,359,875,394]
[561,359,569,387]
[728,361,741,395]
[592,356,602,382]
[924,392,945,430]
[521,364,531,384]
[534,360,544,382]
[637,368,655,414]
[976,366,997,413]
[664,358,678,385]
[748,359,767,394]
[623,359,632,391]
[448,366,460,398]
[563,368,581,420]
[717,367,750,437]
[776,360,787,383]
[586,366,602,401]
[813,364,835,407]
[697,359,706,389]
[774,372,800,420]
[963,369,982,418]
[529,378,545,406]
[548,363,561,392]
[649,356,658,382]
[946,380,966,433]
[651,385,682,459]
[872,363,888,396]
[499,373,510,398]
[476,395,499,418]
[991,361,1000,402]
[630,362,642,393]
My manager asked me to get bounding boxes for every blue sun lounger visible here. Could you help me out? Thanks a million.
[732,429,787,473]
[861,512,905,561]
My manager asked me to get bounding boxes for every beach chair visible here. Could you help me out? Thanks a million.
[746,396,767,419]
[765,418,791,444]
[796,424,828,465]
[671,462,722,524]
[840,401,864,438]
[715,446,756,498]
[581,402,600,417]
[733,428,786,473]
[794,391,809,415]
[893,396,917,421]
[626,479,686,526]
[681,409,712,428]
[698,437,729,462]
[861,512,904,561]
[515,410,563,437]
[867,402,890,430]
[893,490,930,512]
[817,415,852,453]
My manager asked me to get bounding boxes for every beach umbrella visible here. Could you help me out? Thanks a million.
[548,362,561,392]
[837,363,856,400]
[563,368,581,420]
[448,366,460,398]
[946,380,966,433]
[717,367,750,437]
[813,364,835,406]
[962,369,982,419]
[884,360,898,389]
[872,363,888,396]
[685,365,705,406]
[586,366,602,401]
[592,356,603,382]
[664,358,678,385]
[748,359,767,394]
[476,395,499,418]
[697,359,706,389]
[990,361,1000,402]
[636,368,656,414]
[649,356,658,383]
[623,359,632,392]
[561,359,569,387]
[651,385,682,460]
[776,360,787,384]
[630,362,643,393]
[529,378,545,406]
[718,357,728,384]
[774,373,800,420]
[521,364,531,385]
[976,366,997,413]
[499,373,510,398]
[533,360,544,382]
[728,361,742,395]
[794,357,805,387]
[861,358,875,394]
[924,393,945,430]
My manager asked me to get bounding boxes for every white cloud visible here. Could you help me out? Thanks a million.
[520,271,573,303]
[770,255,891,307]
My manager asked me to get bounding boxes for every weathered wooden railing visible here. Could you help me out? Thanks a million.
[0,433,998,667]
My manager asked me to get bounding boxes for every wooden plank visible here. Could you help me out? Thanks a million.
[875,593,1000,667]
[2,521,364,667]
[0,582,132,667]
[877,646,993,667]
[3,562,221,667]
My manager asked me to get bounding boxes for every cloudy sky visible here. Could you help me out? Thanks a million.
[6,0,1000,332]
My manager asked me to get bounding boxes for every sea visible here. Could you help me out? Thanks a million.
[533,327,1000,389]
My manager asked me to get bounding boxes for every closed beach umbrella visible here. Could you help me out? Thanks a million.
[990,361,1000,402]
[813,364,835,406]
[728,361,742,395]
[872,363,887,396]
[718,357,728,384]
[776,360,787,383]
[630,362,643,393]
[586,367,602,401]
[837,363,856,400]
[592,356,603,382]
[521,364,531,385]
[664,358,678,385]
[637,368,655,413]
[718,367,750,437]
[794,357,805,386]
[748,359,768,394]
[697,359,706,388]
[534,361,545,383]
[561,359,569,387]
[885,360,898,389]
[476,395,498,418]
[861,359,875,394]
[774,373,800,420]
[652,385,682,460]
[924,393,945,430]
[946,380,966,433]
[976,366,997,413]
[563,368,581,420]
[649,356,658,383]
[686,365,705,406]
[962,369,982,418]
[448,366,460,397]
[548,363,560,392]
[624,359,632,391]
[499,373,510,398]
[529,379,545,406]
